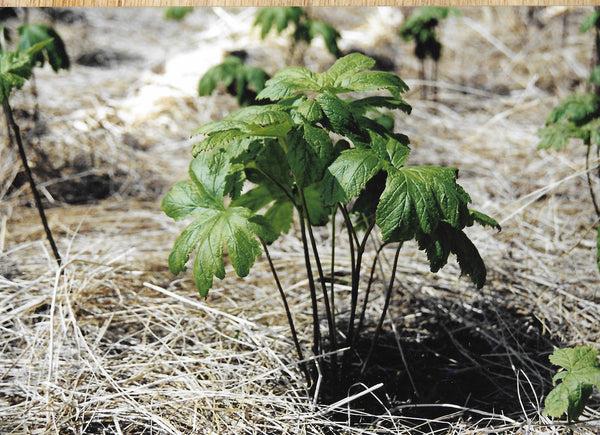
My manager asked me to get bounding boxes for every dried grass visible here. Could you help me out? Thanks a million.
[1,6,600,434]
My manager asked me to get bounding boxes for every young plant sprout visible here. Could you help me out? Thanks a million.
[254,7,341,64]
[198,53,270,106]
[399,7,461,100]
[162,53,499,394]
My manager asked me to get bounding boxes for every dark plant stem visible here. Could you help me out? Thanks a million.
[329,211,337,345]
[299,190,336,356]
[338,204,356,372]
[260,239,310,384]
[3,100,62,268]
[345,219,376,348]
[356,242,388,335]
[298,213,321,359]
[361,242,403,375]
[585,140,600,217]
[432,60,439,102]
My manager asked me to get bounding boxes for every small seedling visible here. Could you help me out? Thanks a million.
[537,12,600,273]
[254,7,341,63]
[399,7,461,99]
[544,346,600,421]
[163,53,499,392]
[198,54,269,106]
[1,41,62,267]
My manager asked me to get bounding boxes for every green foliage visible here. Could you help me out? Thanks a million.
[18,24,69,72]
[198,55,269,106]
[164,52,498,297]
[164,7,194,21]
[254,7,305,39]
[0,41,49,103]
[580,10,600,33]
[400,7,461,62]
[544,346,600,421]
[254,7,341,58]
[537,93,600,150]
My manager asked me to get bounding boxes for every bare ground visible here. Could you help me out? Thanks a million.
[1,6,600,434]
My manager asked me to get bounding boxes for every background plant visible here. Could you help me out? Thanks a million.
[0,41,62,267]
[198,53,269,106]
[537,12,600,273]
[399,7,461,100]
[254,7,341,65]
[164,7,194,22]
[162,53,499,392]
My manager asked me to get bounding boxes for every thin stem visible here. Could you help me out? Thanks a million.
[329,210,337,345]
[299,213,321,358]
[585,141,600,218]
[3,100,62,267]
[360,242,403,376]
[356,242,388,335]
[300,189,336,354]
[260,239,310,385]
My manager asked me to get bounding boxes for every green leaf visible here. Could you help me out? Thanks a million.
[316,92,362,138]
[326,52,375,83]
[469,209,501,231]
[544,346,600,421]
[0,50,33,104]
[198,56,269,106]
[416,222,487,288]
[590,66,600,86]
[322,148,383,204]
[162,151,265,296]
[349,96,412,117]
[376,166,471,242]
[294,20,341,57]
[164,7,194,21]
[18,24,69,72]
[546,93,600,127]
[581,10,600,33]
[254,7,304,39]
[296,99,323,123]
[160,181,212,221]
[257,66,322,101]
[537,123,589,150]
[193,105,293,142]
[286,125,333,188]
[336,71,409,99]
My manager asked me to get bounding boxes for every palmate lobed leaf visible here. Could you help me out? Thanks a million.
[544,346,600,421]
[257,53,408,101]
[376,165,472,242]
[162,151,267,296]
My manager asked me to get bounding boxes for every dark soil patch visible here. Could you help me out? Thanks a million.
[316,294,559,429]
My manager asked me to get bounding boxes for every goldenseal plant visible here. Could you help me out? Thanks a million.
[162,53,500,390]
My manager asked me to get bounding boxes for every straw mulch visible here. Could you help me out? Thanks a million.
[1,6,600,434]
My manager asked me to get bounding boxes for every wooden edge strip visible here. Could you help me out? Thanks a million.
[2,0,599,7]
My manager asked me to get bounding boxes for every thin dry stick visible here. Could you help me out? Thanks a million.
[3,100,61,267]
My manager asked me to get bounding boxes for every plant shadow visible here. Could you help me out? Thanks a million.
[317,290,560,429]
